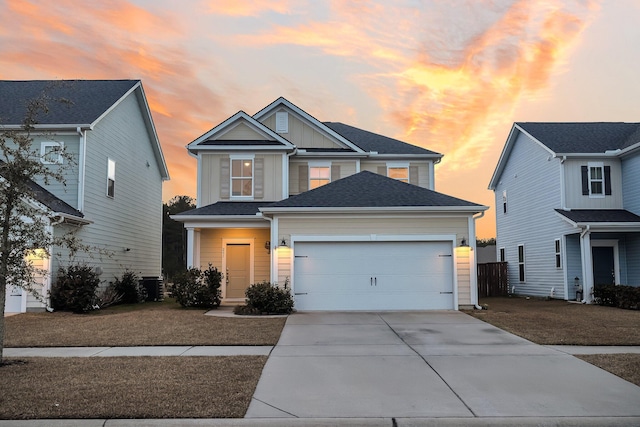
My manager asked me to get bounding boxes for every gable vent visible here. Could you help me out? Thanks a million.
[276,111,289,134]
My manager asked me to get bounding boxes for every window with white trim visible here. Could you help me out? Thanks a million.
[41,141,64,164]
[499,247,505,262]
[309,164,330,189]
[387,162,409,183]
[554,239,562,269]
[231,158,253,197]
[589,162,604,196]
[518,244,525,282]
[107,158,116,198]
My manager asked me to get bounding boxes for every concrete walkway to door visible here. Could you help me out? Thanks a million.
[246,311,640,423]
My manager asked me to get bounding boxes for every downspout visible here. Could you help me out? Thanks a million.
[472,211,485,310]
[76,127,87,212]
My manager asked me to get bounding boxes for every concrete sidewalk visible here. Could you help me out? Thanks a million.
[246,311,640,421]
[4,345,272,357]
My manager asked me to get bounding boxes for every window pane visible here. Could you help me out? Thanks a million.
[519,265,525,282]
[310,167,330,179]
[232,159,241,176]
[242,179,252,196]
[107,179,115,197]
[555,240,560,252]
[389,167,409,181]
[518,246,524,262]
[556,254,561,268]
[232,179,242,196]
[310,179,330,189]
[590,167,602,179]
[242,160,252,177]
[591,181,603,194]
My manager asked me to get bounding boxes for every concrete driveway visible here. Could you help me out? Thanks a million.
[246,311,640,421]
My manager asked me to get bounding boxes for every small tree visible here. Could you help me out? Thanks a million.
[0,93,81,364]
[162,195,195,280]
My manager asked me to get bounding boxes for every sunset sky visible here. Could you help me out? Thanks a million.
[2,0,639,238]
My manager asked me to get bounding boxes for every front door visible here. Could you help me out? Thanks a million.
[592,246,615,286]
[226,244,251,299]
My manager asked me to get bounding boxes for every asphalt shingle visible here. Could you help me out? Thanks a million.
[555,209,640,223]
[176,201,273,216]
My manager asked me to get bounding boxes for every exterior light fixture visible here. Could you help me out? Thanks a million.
[460,237,468,247]
[280,238,287,247]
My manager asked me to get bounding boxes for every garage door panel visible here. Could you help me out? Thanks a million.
[293,241,454,311]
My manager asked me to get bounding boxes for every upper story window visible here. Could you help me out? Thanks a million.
[231,158,253,197]
[309,163,330,189]
[502,190,507,214]
[107,158,116,198]
[41,141,64,164]
[499,247,505,262]
[387,162,409,183]
[582,162,611,198]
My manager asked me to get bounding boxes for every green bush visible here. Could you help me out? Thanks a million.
[240,280,294,315]
[50,264,101,313]
[594,284,640,310]
[112,270,146,304]
[171,264,221,308]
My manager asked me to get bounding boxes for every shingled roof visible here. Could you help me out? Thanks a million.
[517,122,640,153]
[324,122,441,156]
[176,201,271,216]
[264,171,484,209]
[555,209,640,224]
[0,80,138,126]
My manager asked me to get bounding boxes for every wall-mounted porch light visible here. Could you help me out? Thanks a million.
[460,237,468,247]
[280,238,288,247]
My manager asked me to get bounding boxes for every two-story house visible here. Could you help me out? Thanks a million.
[173,97,488,311]
[1,80,169,313]
[489,122,640,302]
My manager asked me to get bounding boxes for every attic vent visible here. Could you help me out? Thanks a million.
[276,111,288,134]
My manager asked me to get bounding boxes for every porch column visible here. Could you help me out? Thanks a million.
[186,228,201,269]
[579,229,593,303]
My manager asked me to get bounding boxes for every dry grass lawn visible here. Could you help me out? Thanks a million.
[0,356,266,419]
[4,299,286,347]
[577,354,640,387]
[468,296,640,345]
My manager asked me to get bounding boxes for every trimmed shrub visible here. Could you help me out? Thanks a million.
[50,264,101,313]
[594,284,640,310]
[238,280,294,315]
[112,270,146,304]
[171,264,222,308]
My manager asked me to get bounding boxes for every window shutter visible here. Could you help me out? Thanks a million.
[254,157,264,199]
[377,166,387,176]
[220,157,230,199]
[299,164,308,193]
[604,166,612,195]
[409,166,419,185]
[581,166,589,195]
[331,164,340,182]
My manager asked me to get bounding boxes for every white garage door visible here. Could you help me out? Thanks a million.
[293,241,454,310]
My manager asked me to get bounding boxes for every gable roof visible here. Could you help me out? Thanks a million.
[0,79,169,180]
[261,171,486,212]
[517,122,640,154]
[187,111,295,154]
[324,122,442,157]
[0,80,138,126]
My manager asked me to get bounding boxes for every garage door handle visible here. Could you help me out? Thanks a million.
[374,277,377,286]
[370,277,373,286]
[295,293,308,295]
[439,254,452,257]
[440,291,453,294]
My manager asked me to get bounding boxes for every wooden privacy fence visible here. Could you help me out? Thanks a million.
[478,262,509,297]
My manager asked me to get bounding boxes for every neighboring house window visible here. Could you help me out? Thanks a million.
[107,158,116,198]
[231,158,253,197]
[518,245,525,282]
[41,142,64,164]
[275,111,288,133]
[554,239,562,269]
[581,162,611,197]
[502,190,507,214]
[499,247,505,262]
[309,165,330,189]
[387,162,409,183]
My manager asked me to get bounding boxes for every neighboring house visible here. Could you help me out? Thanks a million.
[173,97,488,310]
[489,122,640,302]
[1,80,169,312]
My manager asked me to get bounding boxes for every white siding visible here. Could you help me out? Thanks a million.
[622,151,640,215]
[50,92,164,286]
[260,108,342,149]
[494,132,572,299]
[564,158,623,209]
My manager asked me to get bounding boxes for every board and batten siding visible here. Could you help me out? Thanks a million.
[494,131,572,299]
[563,158,623,209]
[220,122,266,140]
[274,214,472,305]
[198,228,271,283]
[360,160,432,189]
[50,91,164,287]
[622,151,640,215]
[199,153,283,205]
[260,109,340,149]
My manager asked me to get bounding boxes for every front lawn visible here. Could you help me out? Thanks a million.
[4,299,286,347]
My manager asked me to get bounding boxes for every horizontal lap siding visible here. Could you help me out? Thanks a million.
[494,132,570,299]
[199,228,271,283]
[51,93,164,288]
[626,234,640,286]
[622,152,640,215]
[456,250,471,305]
